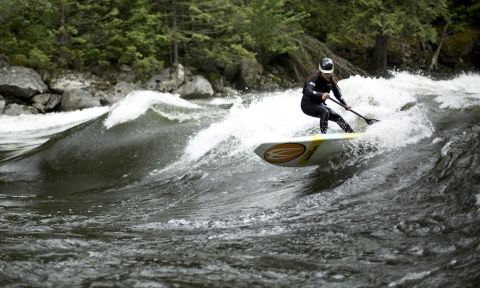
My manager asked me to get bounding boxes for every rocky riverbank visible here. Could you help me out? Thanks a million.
[0,63,240,116]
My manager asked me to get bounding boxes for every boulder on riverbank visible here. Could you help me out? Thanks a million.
[3,103,39,116]
[0,52,373,115]
[48,70,97,93]
[0,66,48,99]
[0,62,230,115]
[31,93,62,113]
[145,63,215,98]
[0,95,6,114]
[61,88,102,111]
[146,63,185,92]
[174,75,214,99]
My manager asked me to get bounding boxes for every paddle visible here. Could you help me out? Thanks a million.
[328,98,380,125]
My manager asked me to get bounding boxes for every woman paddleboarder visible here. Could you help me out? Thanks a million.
[301,57,354,134]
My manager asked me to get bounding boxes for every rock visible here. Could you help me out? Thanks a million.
[0,66,48,99]
[3,103,39,115]
[93,88,113,106]
[48,70,96,93]
[31,93,62,112]
[0,55,8,67]
[46,94,62,111]
[61,88,101,111]
[175,75,214,99]
[223,87,238,96]
[0,95,5,114]
[145,69,170,90]
[238,58,263,90]
[32,102,46,113]
[48,70,117,107]
[214,86,238,97]
[442,29,480,71]
[32,93,52,105]
[146,63,185,92]
[211,77,225,92]
[103,81,139,104]
[117,65,136,82]
[400,102,416,111]
[31,93,51,113]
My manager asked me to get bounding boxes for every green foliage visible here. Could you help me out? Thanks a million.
[0,0,476,76]
[322,0,451,72]
[133,56,164,77]
[165,0,246,70]
[448,0,480,32]
[338,0,448,42]
[0,0,55,68]
[286,0,347,41]
[245,0,306,55]
[28,47,52,68]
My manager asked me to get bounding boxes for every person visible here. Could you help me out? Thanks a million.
[301,58,354,134]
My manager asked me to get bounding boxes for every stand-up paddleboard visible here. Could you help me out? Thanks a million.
[254,133,364,167]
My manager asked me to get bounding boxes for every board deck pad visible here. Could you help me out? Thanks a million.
[254,133,364,167]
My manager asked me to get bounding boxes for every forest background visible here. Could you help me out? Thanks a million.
[0,0,478,89]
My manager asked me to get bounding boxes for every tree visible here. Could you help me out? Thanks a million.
[244,0,305,59]
[286,0,350,42]
[149,0,305,74]
[334,0,448,74]
[115,0,166,74]
[0,0,55,68]
[49,0,166,74]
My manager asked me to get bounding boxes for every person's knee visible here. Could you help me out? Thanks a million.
[328,110,340,121]
[319,107,329,118]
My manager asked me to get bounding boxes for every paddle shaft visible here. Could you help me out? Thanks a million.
[328,98,365,119]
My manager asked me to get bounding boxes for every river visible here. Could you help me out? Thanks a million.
[1,72,479,287]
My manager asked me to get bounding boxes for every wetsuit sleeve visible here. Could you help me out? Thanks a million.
[332,82,347,106]
[302,74,321,103]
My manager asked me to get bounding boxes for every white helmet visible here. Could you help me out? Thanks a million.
[319,58,334,73]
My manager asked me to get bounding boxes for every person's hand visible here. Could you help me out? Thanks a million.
[321,93,330,100]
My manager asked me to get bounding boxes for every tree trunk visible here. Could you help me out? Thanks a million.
[375,33,388,75]
[58,4,67,68]
[171,0,179,65]
[286,34,370,81]
[429,22,450,72]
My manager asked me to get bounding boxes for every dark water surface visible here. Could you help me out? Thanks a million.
[1,74,479,287]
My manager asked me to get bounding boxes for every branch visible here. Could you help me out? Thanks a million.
[287,34,370,82]
[429,22,450,72]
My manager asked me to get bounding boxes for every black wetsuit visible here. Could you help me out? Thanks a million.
[301,72,354,134]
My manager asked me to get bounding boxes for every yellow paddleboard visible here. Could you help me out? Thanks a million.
[254,133,364,167]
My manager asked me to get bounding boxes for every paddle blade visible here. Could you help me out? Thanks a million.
[365,118,380,125]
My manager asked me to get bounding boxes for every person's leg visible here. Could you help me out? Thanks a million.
[319,106,329,134]
[301,102,330,134]
[327,108,354,133]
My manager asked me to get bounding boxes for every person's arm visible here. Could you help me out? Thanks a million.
[331,82,351,110]
[302,75,322,103]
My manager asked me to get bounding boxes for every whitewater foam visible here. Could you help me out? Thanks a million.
[182,89,315,161]
[433,73,480,109]
[0,106,109,161]
[383,72,480,109]
[388,269,434,287]
[0,106,108,134]
[103,90,201,129]
[181,73,444,162]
